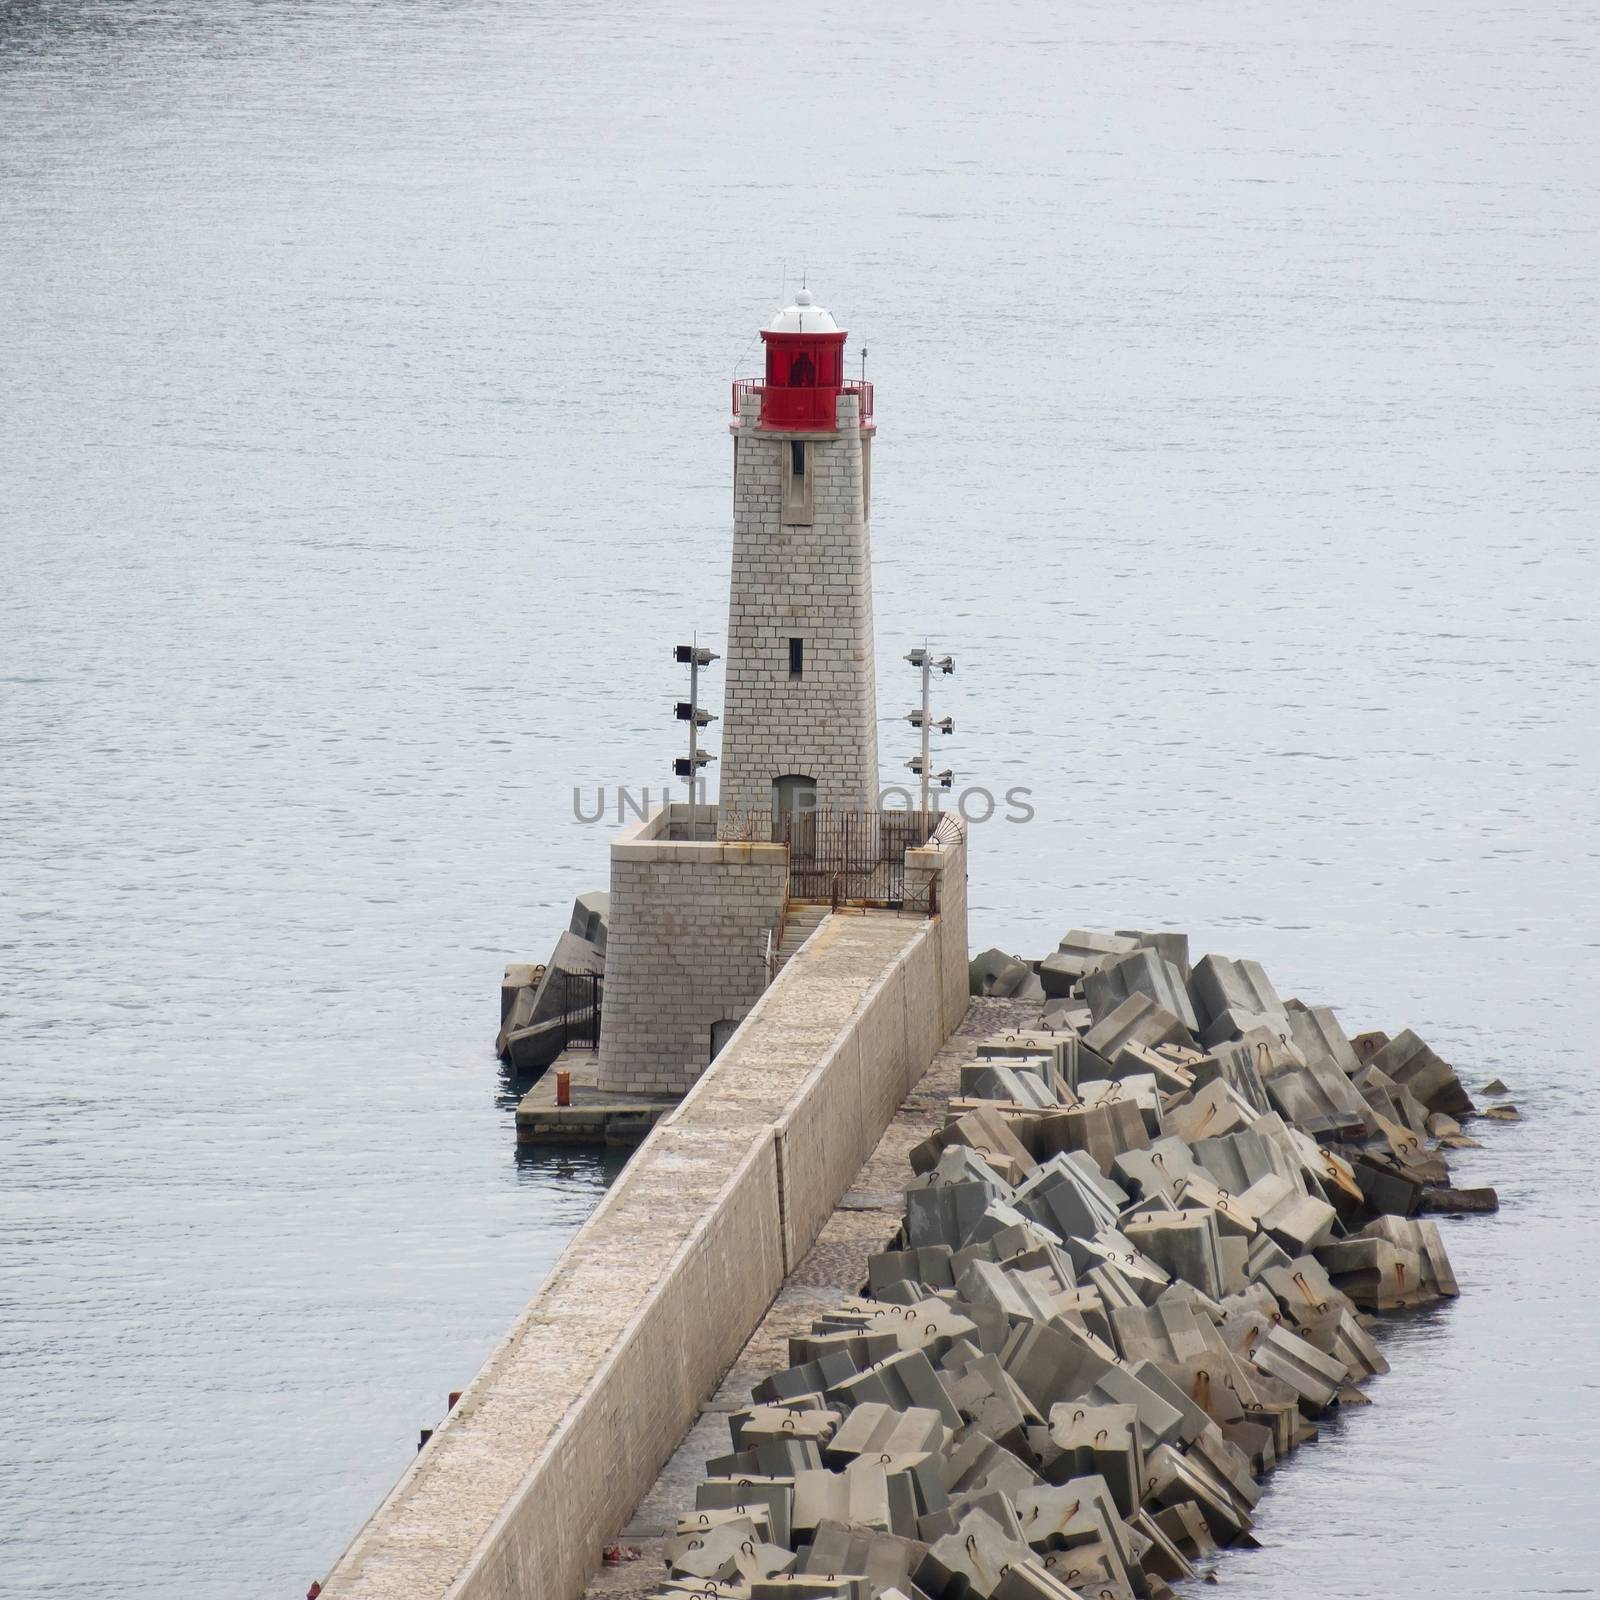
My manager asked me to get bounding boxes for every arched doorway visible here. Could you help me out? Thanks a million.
[771,774,818,846]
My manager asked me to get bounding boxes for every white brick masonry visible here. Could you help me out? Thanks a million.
[717,389,879,836]
[596,804,787,1096]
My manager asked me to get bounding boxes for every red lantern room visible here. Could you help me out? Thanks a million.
[732,288,873,432]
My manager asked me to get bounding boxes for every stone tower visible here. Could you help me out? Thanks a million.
[717,289,880,839]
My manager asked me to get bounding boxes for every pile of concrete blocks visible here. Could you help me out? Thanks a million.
[637,939,1500,1600]
[495,891,607,1073]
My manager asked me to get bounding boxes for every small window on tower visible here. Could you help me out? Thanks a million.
[788,637,805,679]
[790,440,806,477]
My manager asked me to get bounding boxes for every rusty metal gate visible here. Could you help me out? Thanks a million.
[557,969,602,1051]
[776,809,935,907]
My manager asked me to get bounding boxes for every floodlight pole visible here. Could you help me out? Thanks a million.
[918,651,931,820]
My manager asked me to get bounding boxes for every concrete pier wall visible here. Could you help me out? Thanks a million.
[317,848,967,1600]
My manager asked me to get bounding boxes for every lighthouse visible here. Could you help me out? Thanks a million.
[717,288,880,838]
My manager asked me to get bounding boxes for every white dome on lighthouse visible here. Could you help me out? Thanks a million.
[766,287,840,334]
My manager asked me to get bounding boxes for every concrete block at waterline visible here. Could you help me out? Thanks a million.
[1315,1236,1426,1311]
[1300,1306,1390,1381]
[1041,931,1140,992]
[1359,1215,1459,1297]
[1189,953,1285,1032]
[1115,929,1192,979]
[1367,1028,1475,1118]
[1124,1210,1226,1301]
[1353,1062,1432,1136]
[1040,1403,1144,1514]
[499,962,538,1025]
[1142,1443,1254,1543]
[1084,948,1200,1034]
[1349,1153,1424,1219]
[1130,1505,1199,1584]
[1248,1322,1346,1414]
[1083,993,1196,1059]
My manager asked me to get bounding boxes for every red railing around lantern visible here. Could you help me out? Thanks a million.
[730,379,874,431]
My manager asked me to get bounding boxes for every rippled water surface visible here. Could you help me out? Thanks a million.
[3,2,1597,1595]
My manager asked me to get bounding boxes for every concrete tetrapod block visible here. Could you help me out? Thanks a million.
[1123,1210,1226,1302]
[1164,1078,1259,1144]
[1084,993,1197,1060]
[696,1477,795,1550]
[1084,948,1200,1033]
[1041,931,1141,992]
[1191,1039,1272,1115]
[1034,1100,1151,1176]
[1000,1320,1114,1413]
[919,1508,1037,1600]
[829,1347,964,1430]
[1316,1234,1426,1311]
[1112,1137,1200,1203]
[910,1108,1037,1184]
[1115,929,1192,980]
[1039,1404,1144,1515]
[731,1404,842,1452]
[1265,1062,1373,1139]
[823,1403,947,1467]
[1249,1322,1346,1414]
[1075,1362,1188,1456]
[1189,953,1285,1033]
[796,1522,927,1588]
[1285,1002,1362,1076]
[1359,1215,1459,1298]
[869,1245,956,1297]
[1367,1028,1475,1117]
[1143,1442,1254,1543]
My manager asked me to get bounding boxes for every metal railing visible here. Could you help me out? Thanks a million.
[730,379,874,430]
[555,969,602,1051]
[776,808,937,910]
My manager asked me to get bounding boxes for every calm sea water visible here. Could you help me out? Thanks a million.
[3,2,1596,1595]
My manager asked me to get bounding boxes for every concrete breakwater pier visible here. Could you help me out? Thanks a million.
[314,918,1509,1600]
[572,929,1506,1600]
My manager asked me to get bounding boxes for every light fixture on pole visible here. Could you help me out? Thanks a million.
[904,646,955,817]
[674,640,719,836]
